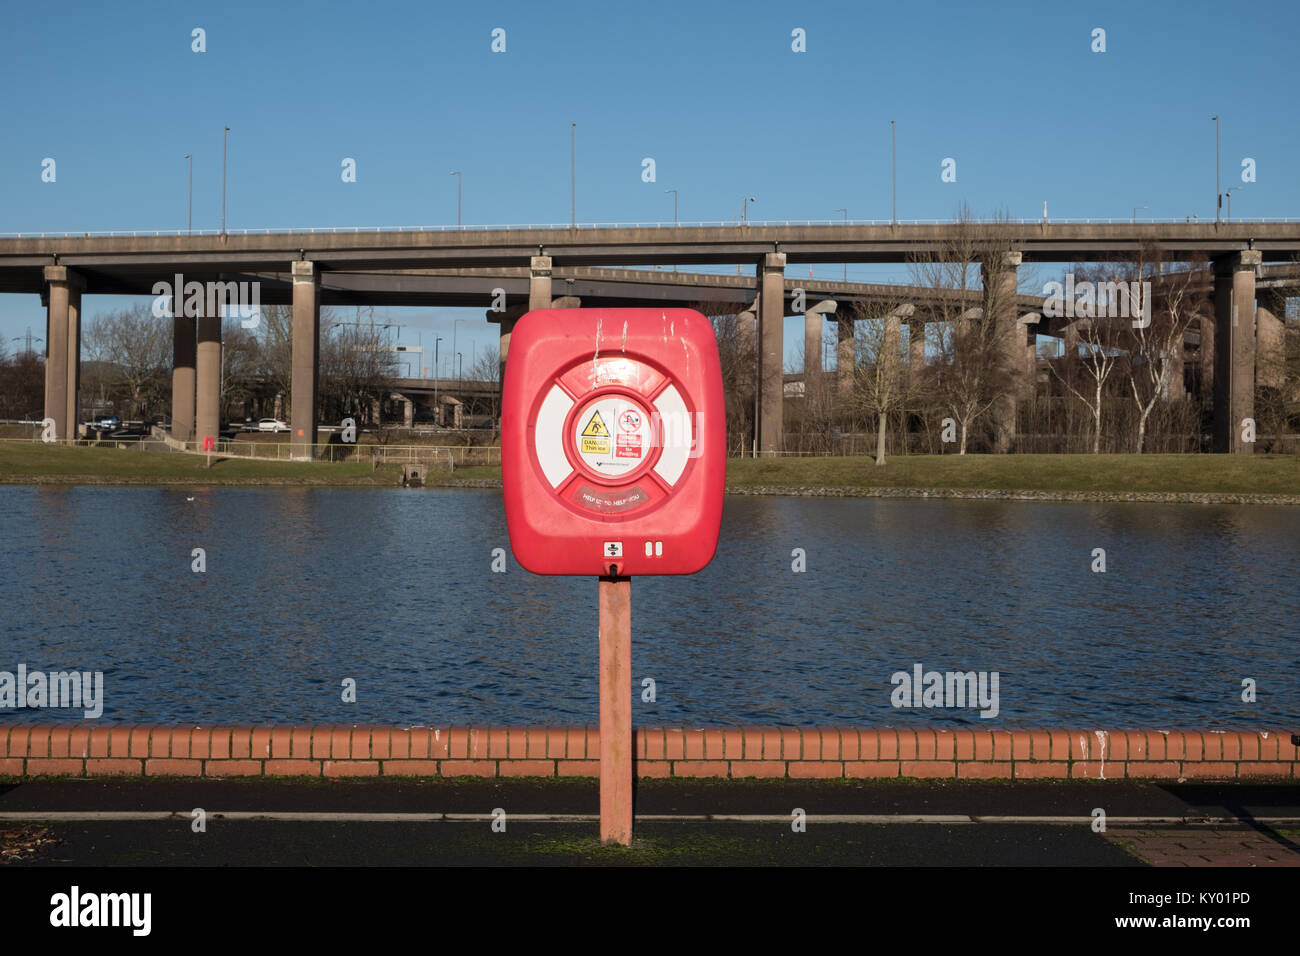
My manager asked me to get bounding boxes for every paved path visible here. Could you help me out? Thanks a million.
[2,778,1297,866]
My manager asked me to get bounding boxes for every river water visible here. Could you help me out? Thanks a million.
[1,486,1295,727]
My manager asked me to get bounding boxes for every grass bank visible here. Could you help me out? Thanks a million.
[0,442,401,486]
[455,454,1300,497]
[3,444,1298,497]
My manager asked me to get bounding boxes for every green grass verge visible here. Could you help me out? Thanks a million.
[438,454,1300,496]
[0,442,401,486]
[4,443,1298,495]
[726,454,1300,495]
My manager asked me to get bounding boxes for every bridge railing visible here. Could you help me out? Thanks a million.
[4,218,1299,238]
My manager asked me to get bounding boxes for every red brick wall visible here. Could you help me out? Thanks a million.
[1,726,1294,780]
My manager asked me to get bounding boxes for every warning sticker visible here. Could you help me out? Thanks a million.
[581,411,610,438]
[571,395,651,478]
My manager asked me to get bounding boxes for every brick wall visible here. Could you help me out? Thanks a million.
[1,726,1295,780]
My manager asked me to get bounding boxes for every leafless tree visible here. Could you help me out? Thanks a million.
[1044,261,1132,454]
[845,298,916,465]
[1122,247,1211,452]
[83,304,172,420]
[908,205,1020,454]
[700,302,757,456]
[1254,264,1300,453]
[471,344,501,439]
[320,306,397,427]
[252,303,294,417]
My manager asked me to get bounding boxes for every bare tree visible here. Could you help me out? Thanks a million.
[845,298,916,465]
[83,305,172,420]
[1044,261,1131,454]
[1123,247,1211,453]
[471,344,501,439]
[1254,269,1300,453]
[700,302,757,456]
[252,304,294,418]
[908,206,1019,454]
[320,307,397,427]
[789,332,843,454]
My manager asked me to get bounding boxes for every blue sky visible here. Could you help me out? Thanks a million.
[3,0,1297,369]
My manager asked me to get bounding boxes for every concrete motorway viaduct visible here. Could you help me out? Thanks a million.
[3,222,1297,457]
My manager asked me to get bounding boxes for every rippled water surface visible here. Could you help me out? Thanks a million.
[1,486,1296,726]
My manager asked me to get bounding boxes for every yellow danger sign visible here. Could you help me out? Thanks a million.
[581,411,610,438]
[581,437,609,454]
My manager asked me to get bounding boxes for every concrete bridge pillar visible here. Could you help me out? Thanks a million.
[1164,337,1186,400]
[528,255,552,311]
[170,284,197,442]
[737,300,757,356]
[65,286,82,437]
[291,260,321,460]
[1198,312,1215,403]
[982,251,1022,452]
[803,299,836,381]
[757,252,786,455]
[1019,314,1041,400]
[1256,288,1287,390]
[42,266,82,442]
[1212,250,1260,453]
[491,303,527,372]
[837,315,855,397]
[195,295,222,449]
[908,318,926,372]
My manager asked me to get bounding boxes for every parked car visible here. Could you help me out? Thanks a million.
[258,418,290,433]
[98,415,122,430]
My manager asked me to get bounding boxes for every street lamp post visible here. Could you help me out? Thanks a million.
[570,122,576,228]
[185,154,193,235]
[452,319,468,384]
[1225,186,1241,221]
[738,197,756,275]
[434,337,443,425]
[1132,204,1148,223]
[1212,115,1221,224]
[221,126,230,236]
[450,171,461,226]
[890,119,897,226]
[835,208,847,281]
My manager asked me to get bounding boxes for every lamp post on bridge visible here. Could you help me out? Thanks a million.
[452,318,469,391]
[221,126,230,236]
[1212,115,1221,225]
[450,171,462,226]
[1132,204,1148,223]
[890,119,897,226]
[434,337,443,426]
[185,154,193,235]
[1225,186,1241,221]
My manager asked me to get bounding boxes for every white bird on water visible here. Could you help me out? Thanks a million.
[186,496,195,502]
